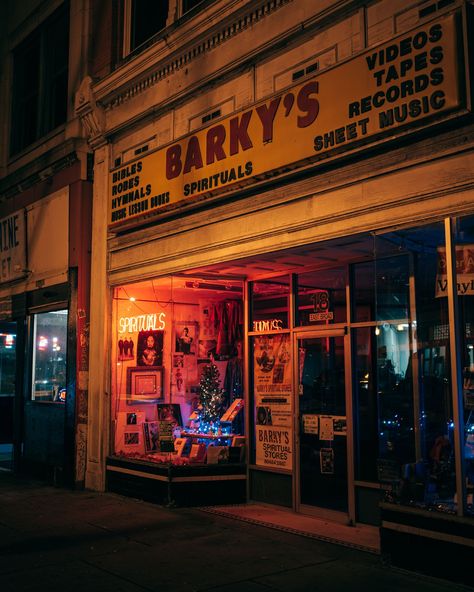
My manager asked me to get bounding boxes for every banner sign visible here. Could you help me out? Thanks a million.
[0,210,26,284]
[109,13,462,228]
[436,245,474,296]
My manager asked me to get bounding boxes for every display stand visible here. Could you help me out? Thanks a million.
[106,455,246,507]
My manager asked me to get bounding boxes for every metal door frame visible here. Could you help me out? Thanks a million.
[293,328,355,525]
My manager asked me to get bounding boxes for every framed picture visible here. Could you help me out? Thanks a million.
[156,403,183,428]
[117,336,135,361]
[136,330,164,367]
[143,421,159,452]
[198,338,217,362]
[174,321,197,356]
[127,366,164,404]
[124,432,140,446]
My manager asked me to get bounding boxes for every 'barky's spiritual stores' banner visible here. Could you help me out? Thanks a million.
[254,334,293,470]
[109,12,464,228]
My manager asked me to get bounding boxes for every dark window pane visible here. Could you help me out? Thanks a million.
[131,0,169,51]
[43,7,69,131]
[297,267,346,326]
[251,276,290,331]
[351,261,375,322]
[10,4,69,154]
[183,0,208,14]
[10,37,40,153]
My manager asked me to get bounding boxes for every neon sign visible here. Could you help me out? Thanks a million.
[119,312,166,333]
[253,319,283,332]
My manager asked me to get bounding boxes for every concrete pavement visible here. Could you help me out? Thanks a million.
[0,471,471,592]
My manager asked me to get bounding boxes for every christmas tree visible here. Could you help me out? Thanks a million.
[198,362,225,431]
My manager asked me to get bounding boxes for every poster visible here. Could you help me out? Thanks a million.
[320,448,334,474]
[255,425,292,470]
[302,414,319,435]
[254,334,293,469]
[254,334,292,399]
[435,245,474,297]
[319,416,334,441]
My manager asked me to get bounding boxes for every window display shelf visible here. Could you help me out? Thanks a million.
[106,454,246,507]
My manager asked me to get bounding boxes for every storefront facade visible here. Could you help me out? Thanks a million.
[80,0,474,583]
[0,0,93,485]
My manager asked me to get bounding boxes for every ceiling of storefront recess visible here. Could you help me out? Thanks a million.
[178,235,376,281]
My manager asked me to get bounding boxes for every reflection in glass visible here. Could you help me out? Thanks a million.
[32,310,68,402]
[250,276,290,331]
[298,336,347,511]
[297,267,346,326]
[354,325,414,483]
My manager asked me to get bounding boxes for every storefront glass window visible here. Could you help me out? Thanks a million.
[296,267,346,326]
[352,254,410,323]
[369,223,457,512]
[353,325,414,483]
[111,276,245,465]
[31,310,68,402]
[454,214,474,516]
[250,276,290,331]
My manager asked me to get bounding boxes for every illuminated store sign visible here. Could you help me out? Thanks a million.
[253,319,284,332]
[118,312,166,333]
[109,13,463,228]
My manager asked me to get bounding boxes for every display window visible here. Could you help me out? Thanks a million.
[31,310,68,403]
[360,223,458,514]
[111,276,245,466]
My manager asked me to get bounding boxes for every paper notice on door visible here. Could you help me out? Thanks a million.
[302,414,319,435]
[320,448,334,474]
[319,416,334,441]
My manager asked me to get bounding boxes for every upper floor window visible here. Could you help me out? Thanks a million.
[182,0,209,14]
[10,3,69,156]
[125,0,211,56]
[129,0,170,53]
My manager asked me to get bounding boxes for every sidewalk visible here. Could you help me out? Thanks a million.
[0,471,471,592]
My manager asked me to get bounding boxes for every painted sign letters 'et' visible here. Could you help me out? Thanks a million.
[109,13,464,229]
[0,210,26,284]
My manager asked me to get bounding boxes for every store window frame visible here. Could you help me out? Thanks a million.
[10,2,70,156]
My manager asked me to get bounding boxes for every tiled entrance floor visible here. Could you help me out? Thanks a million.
[200,503,380,554]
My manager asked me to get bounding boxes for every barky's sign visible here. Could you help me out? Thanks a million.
[109,12,463,228]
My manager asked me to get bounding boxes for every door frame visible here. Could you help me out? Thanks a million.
[293,327,356,525]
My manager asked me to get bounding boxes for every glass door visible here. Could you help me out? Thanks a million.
[297,332,348,514]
